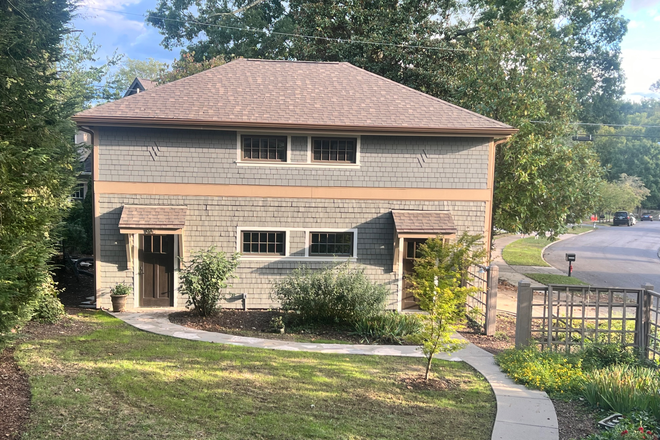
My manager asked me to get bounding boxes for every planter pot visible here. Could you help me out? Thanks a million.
[111,294,128,312]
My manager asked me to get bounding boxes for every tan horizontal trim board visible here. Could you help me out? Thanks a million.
[96,181,491,202]
[74,117,517,137]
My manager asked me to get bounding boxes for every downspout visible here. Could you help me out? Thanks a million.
[488,136,512,261]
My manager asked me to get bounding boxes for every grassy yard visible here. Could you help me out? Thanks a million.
[565,226,593,234]
[523,273,589,286]
[14,311,495,440]
[502,237,552,266]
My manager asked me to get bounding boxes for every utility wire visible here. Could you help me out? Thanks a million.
[531,120,660,129]
[82,6,473,52]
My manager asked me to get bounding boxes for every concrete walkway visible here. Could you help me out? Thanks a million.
[110,310,558,440]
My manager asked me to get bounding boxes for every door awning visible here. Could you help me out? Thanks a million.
[118,205,187,270]
[391,210,457,238]
[118,205,187,234]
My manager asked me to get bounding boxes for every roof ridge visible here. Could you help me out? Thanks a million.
[340,63,511,129]
[244,58,342,64]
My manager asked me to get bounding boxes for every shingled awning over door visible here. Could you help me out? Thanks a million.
[391,210,457,238]
[118,205,187,269]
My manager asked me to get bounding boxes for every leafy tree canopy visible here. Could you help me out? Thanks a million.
[1,0,78,333]
[104,57,169,100]
[593,101,660,209]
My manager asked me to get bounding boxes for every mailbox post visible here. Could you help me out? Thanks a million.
[565,253,576,277]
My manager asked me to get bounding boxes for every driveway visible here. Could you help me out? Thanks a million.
[543,222,660,289]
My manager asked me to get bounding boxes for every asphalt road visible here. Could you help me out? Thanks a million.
[543,222,660,289]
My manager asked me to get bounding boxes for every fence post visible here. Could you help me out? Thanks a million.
[515,281,533,348]
[642,284,654,359]
[485,265,499,336]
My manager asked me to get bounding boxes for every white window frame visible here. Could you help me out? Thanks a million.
[236,227,358,261]
[236,131,361,169]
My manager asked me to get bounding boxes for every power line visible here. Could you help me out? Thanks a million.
[82,6,473,53]
[530,120,660,129]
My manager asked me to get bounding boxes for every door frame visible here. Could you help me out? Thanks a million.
[133,233,179,308]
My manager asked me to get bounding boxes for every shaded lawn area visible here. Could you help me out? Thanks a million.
[502,237,552,267]
[15,311,495,440]
[523,273,589,286]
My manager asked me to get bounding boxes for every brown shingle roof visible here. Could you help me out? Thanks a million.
[119,205,187,230]
[75,59,515,135]
[392,210,457,234]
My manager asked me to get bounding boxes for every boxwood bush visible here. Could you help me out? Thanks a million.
[272,262,388,325]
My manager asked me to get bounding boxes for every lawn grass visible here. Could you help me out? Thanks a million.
[565,226,593,234]
[502,237,552,267]
[14,311,495,440]
[523,273,589,286]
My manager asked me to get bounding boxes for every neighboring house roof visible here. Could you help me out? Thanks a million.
[124,77,158,97]
[75,58,515,136]
[392,210,457,234]
[118,205,187,230]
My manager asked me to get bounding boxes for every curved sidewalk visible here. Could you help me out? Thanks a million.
[110,310,558,440]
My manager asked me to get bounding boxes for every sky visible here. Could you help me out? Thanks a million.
[73,0,660,102]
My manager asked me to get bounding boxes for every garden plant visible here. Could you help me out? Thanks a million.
[179,247,240,317]
[406,233,486,380]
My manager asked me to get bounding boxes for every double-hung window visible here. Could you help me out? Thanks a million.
[242,231,285,256]
[312,137,357,163]
[242,135,287,162]
[309,232,354,257]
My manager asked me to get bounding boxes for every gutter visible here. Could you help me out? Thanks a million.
[71,116,519,137]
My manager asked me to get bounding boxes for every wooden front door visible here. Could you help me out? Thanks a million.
[401,238,427,310]
[139,235,174,307]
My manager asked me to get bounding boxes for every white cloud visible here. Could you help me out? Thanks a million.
[621,48,660,101]
[627,0,660,12]
[78,0,146,33]
[628,20,643,28]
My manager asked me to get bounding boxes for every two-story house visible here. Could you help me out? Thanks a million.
[72,58,516,311]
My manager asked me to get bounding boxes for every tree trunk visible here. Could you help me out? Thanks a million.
[425,355,433,381]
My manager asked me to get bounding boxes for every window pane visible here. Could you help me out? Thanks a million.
[153,236,161,253]
[260,243,267,253]
[276,243,283,253]
[144,235,152,253]
[268,233,275,242]
[252,243,259,253]
[243,243,250,252]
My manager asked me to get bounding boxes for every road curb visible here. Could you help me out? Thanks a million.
[540,228,595,266]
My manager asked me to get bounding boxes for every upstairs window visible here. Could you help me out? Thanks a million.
[312,137,357,163]
[309,232,354,257]
[242,231,285,255]
[242,136,287,162]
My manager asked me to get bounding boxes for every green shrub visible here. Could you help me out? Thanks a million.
[580,343,642,371]
[495,346,586,394]
[31,279,65,324]
[180,247,240,317]
[272,262,388,325]
[583,365,660,418]
[353,312,423,344]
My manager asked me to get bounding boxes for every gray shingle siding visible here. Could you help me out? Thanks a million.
[97,128,489,189]
[97,194,486,310]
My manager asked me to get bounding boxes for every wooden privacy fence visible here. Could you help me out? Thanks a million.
[465,264,499,336]
[515,281,660,361]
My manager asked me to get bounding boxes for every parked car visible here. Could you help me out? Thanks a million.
[641,214,654,221]
[613,211,634,226]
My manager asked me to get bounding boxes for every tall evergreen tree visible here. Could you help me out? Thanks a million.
[0,0,78,333]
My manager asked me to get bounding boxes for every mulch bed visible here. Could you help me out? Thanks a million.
[169,310,374,344]
[0,348,30,440]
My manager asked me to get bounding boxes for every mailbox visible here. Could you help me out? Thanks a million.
[565,253,576,262]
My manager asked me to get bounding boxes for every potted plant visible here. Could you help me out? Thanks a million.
[110,283,131,312]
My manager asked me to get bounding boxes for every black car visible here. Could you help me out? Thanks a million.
[613,211,633,226]
[641,214,654,221]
